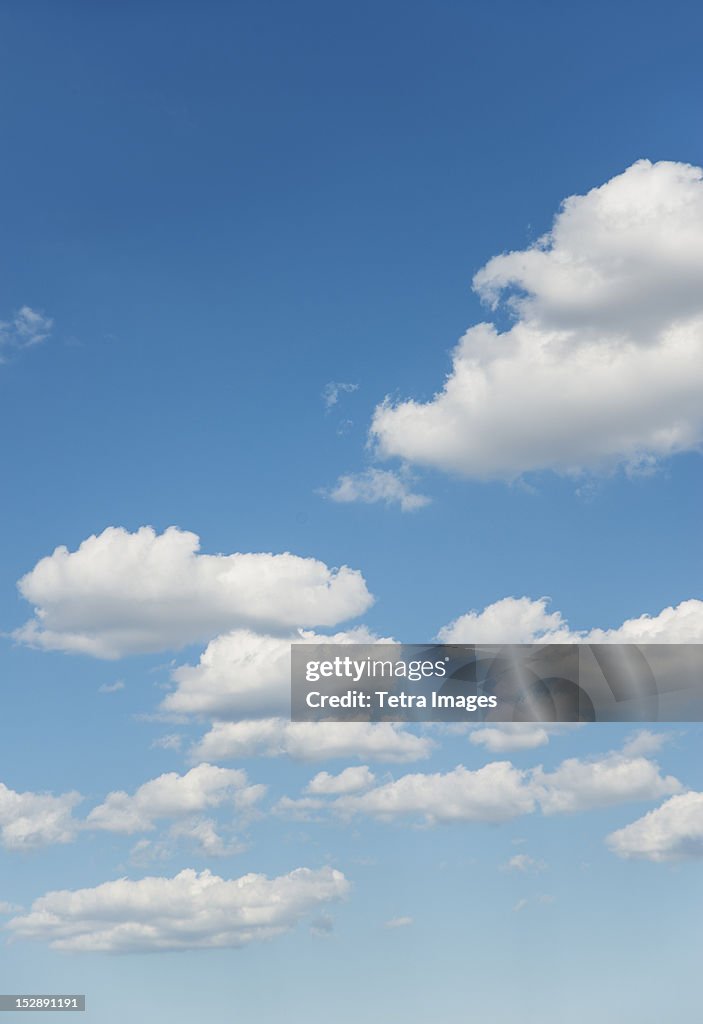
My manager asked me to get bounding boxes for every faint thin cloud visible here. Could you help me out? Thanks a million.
[500,853,547,873]
[0,900,23,914]
[310,913,334,937]
[322,381,358,410]
[325,467,430,512]
[513,894,554,913]
[151,734,183,751]
[98,680,125,694]
[0,306,53,360]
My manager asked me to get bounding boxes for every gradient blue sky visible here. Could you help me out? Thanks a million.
[1,2,702,1021]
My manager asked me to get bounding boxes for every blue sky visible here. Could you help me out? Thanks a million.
[1,2,703,1021]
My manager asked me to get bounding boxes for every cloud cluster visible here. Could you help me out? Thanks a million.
[192,719,433,764]
[532,752,679,814]
[7,866,349,952]
[291,748,680,826]
[371,160,703,479]
[86,764,265,834]
[15,526,373,658]
[335,762,536,824]
[0,782,81,850]
[0,766,268,855]
[437,595,703,643]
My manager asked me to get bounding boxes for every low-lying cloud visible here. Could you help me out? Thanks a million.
[7,866,349,952]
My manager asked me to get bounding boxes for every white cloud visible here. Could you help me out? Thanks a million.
[326,468,430,512]
[563,600,703,643]
[306,766,376,795]
[621,730,672,757]
[324,749,679,825]
[98,680,125,694]
[86,764,264,834]
[14,526,373,658]
[0,306,53,357]
[335,763,536,824]
[128,817,246,862]
[0,901,22,914]
[533,752,680,815]
[7,866,349,953]
[162,626,390,719]
[168,818,244,857]
[273,796,326,821]
[437,595,703,643]
[0,782,81,849]
[192,719,433,764]
[469,724,555,753]
[371,160,703,479]
[438,596,566,643]
[500,853,546,873]
[323,381,358,409]
[607,792,703,861]
[513,894,554,912]
[151,734,183,752]
[384,916,413,928]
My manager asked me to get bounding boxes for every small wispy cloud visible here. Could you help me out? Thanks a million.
[322,381,358,410]
[513,894,554,913]
[0,900,23,914]
[621,729,672,757]
[384,916,413,929]
[98,680,125,694]
[150,734,183,752]
[0,306,53,359]
[325,467,430,512]
[310,913,334,937]
[500,853,547,873]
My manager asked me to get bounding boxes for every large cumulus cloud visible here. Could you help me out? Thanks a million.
[371,160,703,479]
[14,526,373,658]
